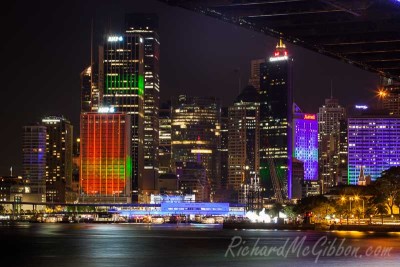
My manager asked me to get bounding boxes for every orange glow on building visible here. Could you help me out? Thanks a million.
[80,112,131,197]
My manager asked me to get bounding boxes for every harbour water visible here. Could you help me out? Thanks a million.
[1,223,399,266]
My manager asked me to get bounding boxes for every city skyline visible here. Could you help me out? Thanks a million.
[0,0,379,175]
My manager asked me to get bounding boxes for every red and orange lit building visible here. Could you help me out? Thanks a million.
[80,110,132,202]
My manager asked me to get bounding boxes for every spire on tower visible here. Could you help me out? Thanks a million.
[271,38,288,60]
[276,38,286,49]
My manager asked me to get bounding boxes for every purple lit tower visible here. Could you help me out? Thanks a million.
[292,104,319,182]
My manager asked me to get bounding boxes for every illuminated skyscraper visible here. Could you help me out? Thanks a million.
[171,95,221,195]
[219,107,229,189]
[259,39,293,199]
[41,117,73,203]
[100,33,144,201]
[338,119,348,185]
[80,111,132,203]
[317,97,346,192]
[159,102,172,175]
[249,59,266,91]
[125,14,160,190]
[348,115,400,185]
[382,83,400,115]
[293,108,318,182]
[80,64,100,112]
[228,85,260,190]
[22,125,47,194]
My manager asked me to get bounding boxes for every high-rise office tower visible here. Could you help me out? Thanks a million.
[249,59,266,91]
[22,125,47,194]
[80,111,132,203]
[382,83,400,115]
[317,97,346,192]
[41,116,73,203]
[171,95,221,196]
[338,119,348,185]
[348,115,400,185]
[159,102,172,175]
[125,14,160,191]
[228,85,260,191]
[219,107,229,189]
[292,107,318,181]
[100,33,144,201]
[80,63,100,112]
[176,161,209,202]
[259,39,293,199]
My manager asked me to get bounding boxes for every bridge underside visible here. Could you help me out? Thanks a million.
[161,0,400,81]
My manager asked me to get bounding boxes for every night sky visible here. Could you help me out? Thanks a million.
[0,0,379,175]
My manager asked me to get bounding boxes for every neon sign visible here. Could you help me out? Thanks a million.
[108,36,123,42]
[355,105,368,110]
[304,114,316,120]
[269,55,288,62]
[98,107,115,113]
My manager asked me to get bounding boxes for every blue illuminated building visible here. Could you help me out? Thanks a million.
[117,202,245,217]
[348,115,400,184]
[293,109,319,181]
[22,125,47,193]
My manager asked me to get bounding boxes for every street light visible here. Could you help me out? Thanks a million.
[340,196,352,224]
[354,195,365,219]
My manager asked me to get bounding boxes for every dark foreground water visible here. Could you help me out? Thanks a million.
[0,223,399,267]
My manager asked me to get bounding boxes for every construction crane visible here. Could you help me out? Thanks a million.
[266,155,284,204]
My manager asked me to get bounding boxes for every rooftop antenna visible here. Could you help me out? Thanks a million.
[10,166,12,177]
[90,18,94,89]
[330,80,333,99]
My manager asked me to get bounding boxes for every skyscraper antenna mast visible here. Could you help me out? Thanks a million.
[91,18,94,67]
[330,80,333,99]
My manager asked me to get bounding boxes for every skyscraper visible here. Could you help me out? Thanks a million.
[338,119,348,185]
[125,14,160,191]
[259,39,293,199]
[80,111,132,203]
[317,97,346,192]
[219,107,229,189]
[228,85,260,191]
[99,33,144,201]
[292,108,318,182]
[249,59,266,91]
[41,116,73,203]
[80,64,100,112]
[171,95,221,196]
[348,115,400,184]
[22,125,47,194]
[382,83,400,115]
[159,102,172,175]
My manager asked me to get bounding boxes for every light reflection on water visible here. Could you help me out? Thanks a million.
[1,223,399,267]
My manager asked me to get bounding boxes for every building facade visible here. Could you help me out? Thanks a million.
[219,107,229,189]
[171,95,221,196]
[348,116,400,184]
[228,85,260,191]
[259,39,293,199]
[80,64,100,112]
[99,33,144,201]
[41,117,73,203]
[382,83,400,115]
[159,102,172,175]
[125,14,160,190]
[22,125,47,195]
[317,97,346,192]
[249,58,266,91]
[293,110,318,181]
[80,112,132,203]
